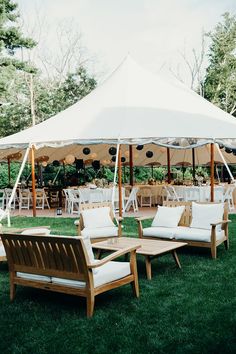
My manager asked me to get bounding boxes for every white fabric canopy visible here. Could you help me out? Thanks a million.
[0,55,236,152]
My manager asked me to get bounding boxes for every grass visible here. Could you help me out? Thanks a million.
[0,215,236,354]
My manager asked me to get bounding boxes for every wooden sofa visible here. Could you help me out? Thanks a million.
[136,201,230,259]
[75,202,123,243]
[1,233,139,317]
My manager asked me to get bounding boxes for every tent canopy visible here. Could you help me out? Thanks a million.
[0,55,236,153]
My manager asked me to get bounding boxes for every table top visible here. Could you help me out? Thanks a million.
[92,237,187,256]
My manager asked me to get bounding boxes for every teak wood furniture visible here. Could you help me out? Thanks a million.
[75,202,123,242]
[1,233,139,317]
[0,226,51,263]
[136,201,230,259]
[92,237,186,280]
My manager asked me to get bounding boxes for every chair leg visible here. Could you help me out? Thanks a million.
[211,245,217,259]
[224,238,229,250]
[10,283,16,302]
[86,294,95,317]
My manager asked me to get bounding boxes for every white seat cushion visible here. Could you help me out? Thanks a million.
[81,226,118,239]
[52,261,131,288]
[16,272,51,282]
[152,206,185,228]
[81,207,115,228]
[0,244,6,257]
[174,226,225,243]
[21,228,50,236]
[143,227,175,239]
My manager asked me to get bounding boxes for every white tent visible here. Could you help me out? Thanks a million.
[1,55,236,224]
[0,55,236,153]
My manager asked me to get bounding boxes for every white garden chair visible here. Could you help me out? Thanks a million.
[5,188,18,209]
[67,189,80,214]
[124,187,139,212]
[0,190,5,209]
[139,187,152,207]
[35,188,50,209]
[18,189,32,210]
[63,189,72,213]
[223,184,235,211]
[164,185,183,202]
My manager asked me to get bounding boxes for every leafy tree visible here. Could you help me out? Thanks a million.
[204,13,236,116]
[35,67,97,124]
[0,0,36,137]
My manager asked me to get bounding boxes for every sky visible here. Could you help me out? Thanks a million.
[17,0,236,83]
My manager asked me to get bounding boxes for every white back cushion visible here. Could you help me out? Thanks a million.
[81,235,95,262]
[152,206,185,228]
[21,228,50,235]
[190,202,224,230]
[81,207,115,228]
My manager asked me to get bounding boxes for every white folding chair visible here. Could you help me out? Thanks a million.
[5,188,18,209]
[223,185,235,211]
[164,185,182,202]
[67,189,80,214]
[63,189,72,213]
[140,187,152,207]
[19,189,32,210]
[0,190,5,209]
[124,187,139,212]
[35,188,50,209]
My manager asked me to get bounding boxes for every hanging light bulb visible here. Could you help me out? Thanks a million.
[65,154,75,164]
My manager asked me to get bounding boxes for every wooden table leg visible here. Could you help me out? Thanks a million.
[172,250,181,269]
[145,256,152,280]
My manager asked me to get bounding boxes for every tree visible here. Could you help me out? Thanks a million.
[0,0,37,136]
[203,13,236,116]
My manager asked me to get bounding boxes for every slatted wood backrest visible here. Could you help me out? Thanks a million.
[79,202,115,230]
[163,201,228,227]
[1,234,89,282]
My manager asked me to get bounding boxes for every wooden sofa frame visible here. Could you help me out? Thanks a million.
[75,202,123,242]
[0,226,50,262]
[136,201,230,259]
[1,233,139,317]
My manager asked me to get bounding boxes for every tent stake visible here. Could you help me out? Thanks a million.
[129,145,134,186]
[31,146,36,216]
[118,146,122,217]
[210,143,214,202]
[167,148,171,184]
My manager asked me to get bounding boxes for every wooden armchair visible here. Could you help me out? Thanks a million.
[1,233,139,317]
[75,202,123,243]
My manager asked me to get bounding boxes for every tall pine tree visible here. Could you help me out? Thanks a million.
[204,13,236,116]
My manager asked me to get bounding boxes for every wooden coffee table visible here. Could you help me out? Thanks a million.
[92,237,187,280]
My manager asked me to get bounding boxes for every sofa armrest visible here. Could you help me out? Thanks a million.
[87,245,140,268]
[74,219,81,235]
[135,216,152,238]
[210,220,231,226]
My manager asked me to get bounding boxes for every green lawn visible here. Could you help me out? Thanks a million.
[0,216,236,354]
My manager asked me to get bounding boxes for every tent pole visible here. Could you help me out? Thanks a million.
[192,148,195,181]
[0,147,30,226]
[210,143,214,202]
[129,145,134,186]
[31,146,37,217]
[118,146,122,217]
[167,148,171,184]
[7,157,11,186]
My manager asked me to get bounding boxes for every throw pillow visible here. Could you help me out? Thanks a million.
[152,206,185,228]
[190,202,224,231]
[81,207,115,229]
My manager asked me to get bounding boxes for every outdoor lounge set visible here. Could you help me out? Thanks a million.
[0,201,231,317]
